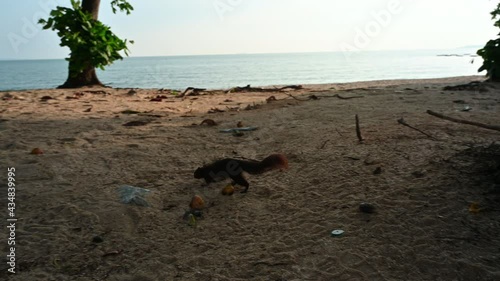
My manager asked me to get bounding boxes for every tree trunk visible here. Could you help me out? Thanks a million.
[59,0,103,88]
[82,0,101,19]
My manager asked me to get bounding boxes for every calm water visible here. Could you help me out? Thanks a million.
[0,49,482,91]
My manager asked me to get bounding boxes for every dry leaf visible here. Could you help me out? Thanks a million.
[30,148,43,155]
[468,202,480,214]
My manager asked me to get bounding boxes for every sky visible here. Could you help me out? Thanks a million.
[0,0,498,60]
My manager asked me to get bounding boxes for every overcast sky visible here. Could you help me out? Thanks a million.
[1,0,497,60]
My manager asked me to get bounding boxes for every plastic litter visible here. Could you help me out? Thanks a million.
[331,229,344,237]
[461,105,472,112]
[118,185,151,207]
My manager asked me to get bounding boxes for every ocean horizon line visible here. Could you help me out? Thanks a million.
[0,46,482,62]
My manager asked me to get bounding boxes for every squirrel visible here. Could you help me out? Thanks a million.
[194,154,288,193]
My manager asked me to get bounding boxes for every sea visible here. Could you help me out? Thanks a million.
[0,48,482,91]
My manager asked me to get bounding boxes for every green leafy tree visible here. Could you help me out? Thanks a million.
[478,3,500,81]
[39,0,133,88]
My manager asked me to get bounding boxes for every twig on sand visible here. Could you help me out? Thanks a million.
[335,128,344,137]
[228,84,302,93]
[442,81,488,92]
[320,140,330,149]
[355,114,364,143]
[427,110,500,132]
[323,94,364,99]
[277,85,303,91]
[284,93,363,102]
[283,93,319,101]
[397,118,437,140]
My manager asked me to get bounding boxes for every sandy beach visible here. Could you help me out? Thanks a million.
[1,75,500,281]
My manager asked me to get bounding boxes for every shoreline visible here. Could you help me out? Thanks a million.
[0,75,488,120]
[0,75,486,93]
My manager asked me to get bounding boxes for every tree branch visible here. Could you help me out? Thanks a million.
[427,110,500,132]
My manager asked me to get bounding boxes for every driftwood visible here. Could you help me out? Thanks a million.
[179,87,206,98]
[355,114,364,143]
[284,93,364,101]
[278,85,303,91]
[397,118,437,140]
[443,81,488,92]
[228,84,302,93]
[324,94,364,100]
[427,110,500,132]
[284,93,318,101]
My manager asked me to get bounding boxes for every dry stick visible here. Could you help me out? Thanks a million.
[283,92,315,101]
[427,110,500,132]
[397,118,437,140]
[310,93,364,99]
[230,84,302,93]
[326,94,364,99]
[355,114,364,143]
[320,140,330,149]
[284,93,363,102]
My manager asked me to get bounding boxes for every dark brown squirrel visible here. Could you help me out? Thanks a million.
[194,154,288,193]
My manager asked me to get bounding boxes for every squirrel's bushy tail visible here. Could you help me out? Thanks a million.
[259,154,288,172]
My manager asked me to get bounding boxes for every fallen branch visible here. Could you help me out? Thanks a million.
[305,93,364,100]
[82,90,108,95]
[397,118,437,140]
[179,87,206,98]
[355,114,364,143]
[325,94,364,100]
[427,110,500,132]
[228,84,302,93]
[283,93,318,101]
[443,81,488,92]
[277,85,303,91]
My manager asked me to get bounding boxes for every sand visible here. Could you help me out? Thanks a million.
[1,75,499,281]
